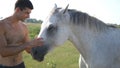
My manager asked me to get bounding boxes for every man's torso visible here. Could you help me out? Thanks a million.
[0,18,27,66]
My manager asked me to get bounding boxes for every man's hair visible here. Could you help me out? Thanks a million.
[15,0,34,10]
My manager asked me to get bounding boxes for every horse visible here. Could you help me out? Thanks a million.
[31,4,120,68]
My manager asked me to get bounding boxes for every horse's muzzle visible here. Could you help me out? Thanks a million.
[31,45,49,62]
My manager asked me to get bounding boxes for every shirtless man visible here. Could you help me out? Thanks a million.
[0,0,43,68]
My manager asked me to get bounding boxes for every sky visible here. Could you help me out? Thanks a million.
[0,0,120,24]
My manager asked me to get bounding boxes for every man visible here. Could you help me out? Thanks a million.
[0,0,43,68]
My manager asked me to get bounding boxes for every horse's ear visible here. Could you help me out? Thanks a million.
[63,4,69,14]
[54,3,57,9]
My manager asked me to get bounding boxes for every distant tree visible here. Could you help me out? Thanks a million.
[38,20,43,23]
[25,18,43,23]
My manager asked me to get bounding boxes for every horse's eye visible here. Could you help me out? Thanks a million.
[47,24,55,32]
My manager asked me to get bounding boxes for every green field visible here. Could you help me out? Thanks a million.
[23,23,79,68]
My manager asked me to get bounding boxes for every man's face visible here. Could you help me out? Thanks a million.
[17,7,32,21]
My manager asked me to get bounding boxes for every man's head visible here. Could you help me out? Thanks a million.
[14,0,34,21]
[15,0,33,11]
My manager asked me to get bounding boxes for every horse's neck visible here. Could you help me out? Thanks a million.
[69,25,120,61]
[69,26,95,58]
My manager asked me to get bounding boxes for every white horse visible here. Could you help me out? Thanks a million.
[31,4,120,68]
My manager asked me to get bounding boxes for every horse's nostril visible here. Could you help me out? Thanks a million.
[34,50,38,55]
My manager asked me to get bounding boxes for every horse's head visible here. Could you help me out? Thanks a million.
[31,4,71,61]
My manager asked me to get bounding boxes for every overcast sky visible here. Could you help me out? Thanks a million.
[0,0,120,24]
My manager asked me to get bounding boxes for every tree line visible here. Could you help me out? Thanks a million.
[25,18,43,23]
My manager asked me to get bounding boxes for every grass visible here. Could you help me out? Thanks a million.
[23,23,79,68]
[26,23,41,39]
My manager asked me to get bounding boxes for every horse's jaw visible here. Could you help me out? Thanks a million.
[31,45,49,62]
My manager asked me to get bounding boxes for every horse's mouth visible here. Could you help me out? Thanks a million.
[31,50,46,62]
[31,45,49,62]
[33,55,45,62]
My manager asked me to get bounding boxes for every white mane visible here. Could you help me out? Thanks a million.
[68,9,116,32]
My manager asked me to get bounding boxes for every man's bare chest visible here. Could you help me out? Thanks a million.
[5,24,25,44]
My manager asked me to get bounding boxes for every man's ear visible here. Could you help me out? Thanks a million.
[15,7,21,12]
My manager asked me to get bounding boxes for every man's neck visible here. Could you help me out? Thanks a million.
[9,15,20,24]
[6,16,22,29]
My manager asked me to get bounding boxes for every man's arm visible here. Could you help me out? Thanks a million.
[0,33,42,57]
[22,23,31,53]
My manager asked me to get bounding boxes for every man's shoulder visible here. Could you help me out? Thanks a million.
[0,20,6,28]
[19,21,29,33]
[19,21,28,28]
[0,18,8,25]
[0,18,9,33]
[1,19,9,27]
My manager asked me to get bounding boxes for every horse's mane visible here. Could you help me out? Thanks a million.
[68,9,110,32]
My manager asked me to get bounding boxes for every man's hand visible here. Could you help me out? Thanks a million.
[25,38,43,53]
